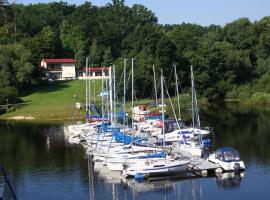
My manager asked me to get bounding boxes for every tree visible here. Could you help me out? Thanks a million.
[131,4,157,25]
[75,40,86,68]
[224,18,256,50]
[103,47,113,66]
[89,38,102,66]
[0,44,34,89]
[23,26,58,65]
[60,20,85,53]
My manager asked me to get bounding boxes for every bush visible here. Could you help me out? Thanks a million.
[0,87,20,105]
[249,92,270,104]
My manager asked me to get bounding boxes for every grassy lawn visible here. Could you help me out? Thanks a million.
[0,80,101,121]
[0,79,197,122]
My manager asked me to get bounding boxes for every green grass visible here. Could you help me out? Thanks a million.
[0,80,101,121]
[0,79,209,122]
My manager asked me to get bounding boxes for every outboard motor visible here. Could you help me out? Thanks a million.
[234,163,241,172]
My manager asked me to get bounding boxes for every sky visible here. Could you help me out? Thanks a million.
[17,0,270,26]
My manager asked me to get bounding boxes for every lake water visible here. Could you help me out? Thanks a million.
[0,104,270,200]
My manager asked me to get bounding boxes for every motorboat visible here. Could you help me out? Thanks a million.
[208,147,245,172]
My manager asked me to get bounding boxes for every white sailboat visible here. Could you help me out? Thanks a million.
[177,66,204,157]
[122,71,190,178]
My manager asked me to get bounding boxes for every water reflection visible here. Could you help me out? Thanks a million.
[216,172,244,188]
[1,103,270,199]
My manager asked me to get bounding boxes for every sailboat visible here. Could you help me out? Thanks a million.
[122,71,190,178]
[176,66,204,157]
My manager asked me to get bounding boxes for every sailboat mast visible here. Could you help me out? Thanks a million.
[123,59,127,126]
[174,64,181,120]
[102,67,104,119]
[153,64,158,106]
[109,66,113,125]
[85,57,89,112]
[113,64,116,124]
[161,69,165,149]
[191,66,195,133]
[89,62,91,116]
[131,58,134,129]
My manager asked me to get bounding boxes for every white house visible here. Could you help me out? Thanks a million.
[41,58,76,80]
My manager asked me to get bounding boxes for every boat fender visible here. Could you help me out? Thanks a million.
[215,168,223,174]
[201,170,208,177]
[135,173,145,181]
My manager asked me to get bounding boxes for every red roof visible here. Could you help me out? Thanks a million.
[43,58,76,63]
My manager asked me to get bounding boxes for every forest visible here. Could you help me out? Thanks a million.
[1,0,270,106]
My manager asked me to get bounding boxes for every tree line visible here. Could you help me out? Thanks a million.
[0,0,270,107]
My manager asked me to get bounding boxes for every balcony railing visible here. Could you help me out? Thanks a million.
[47,68,62,72]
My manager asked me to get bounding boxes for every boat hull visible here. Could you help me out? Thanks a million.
[123,160,189,177]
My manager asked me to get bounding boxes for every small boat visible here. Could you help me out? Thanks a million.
[105,151,167,171]
[122,158,190,178]
[208,147,245,172]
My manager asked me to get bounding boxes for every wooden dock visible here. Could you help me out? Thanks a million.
[188,157,221,176]
[172,149,221,177]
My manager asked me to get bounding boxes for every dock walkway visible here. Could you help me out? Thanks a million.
[172,149,221,176]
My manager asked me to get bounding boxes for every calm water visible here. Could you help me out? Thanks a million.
[1,104,270,200]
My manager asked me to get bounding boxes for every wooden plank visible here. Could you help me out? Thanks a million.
[190,158,220,170]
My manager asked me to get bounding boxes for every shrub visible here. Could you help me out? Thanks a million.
[0,87,20,105]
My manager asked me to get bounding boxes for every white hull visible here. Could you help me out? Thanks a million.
[123,159,190,177]
[208,154,245,171]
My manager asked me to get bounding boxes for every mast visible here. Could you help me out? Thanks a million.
[191,66,195,135]
[109,66,113,125]
[174,64,181,120]
[89,62,91,116]
[102,66,104,119]
[192,66,202,144]
[161,69,165,149]
[85,57,89,112]
[153,64,158,106]
[123,59,127,127]
[131,58,135,129]
[113,64,116,124]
